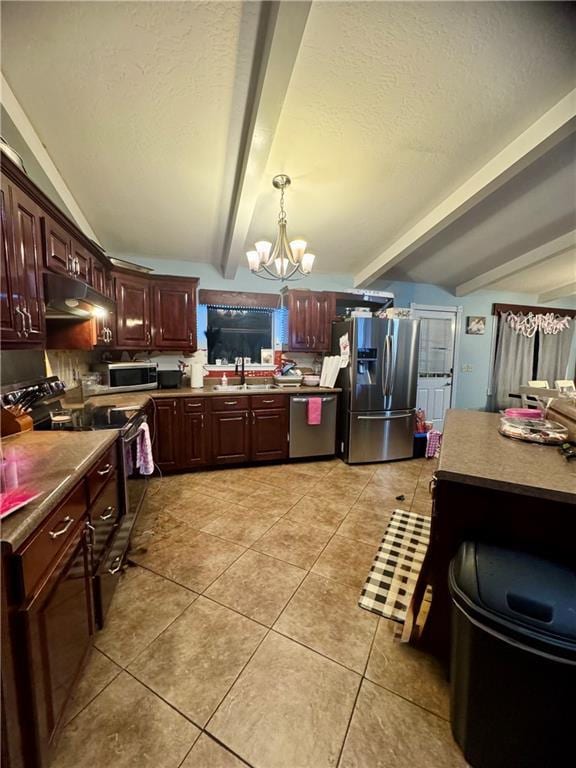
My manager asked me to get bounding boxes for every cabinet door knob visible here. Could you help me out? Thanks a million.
[108,555,123,575]
[49,515,74,539]
[23,308,32,334]
[14,307,25,337]
[100,506,115,520]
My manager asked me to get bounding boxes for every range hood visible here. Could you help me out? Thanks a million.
[43,272,115,319]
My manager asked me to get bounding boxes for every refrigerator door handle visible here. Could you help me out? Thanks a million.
[383,335,392,396]
[357,413,410,420]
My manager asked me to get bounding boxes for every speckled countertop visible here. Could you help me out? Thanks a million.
[1,431,117,551]
[152,385,341,398]
[66,386,341,408]
[437,410,576,504]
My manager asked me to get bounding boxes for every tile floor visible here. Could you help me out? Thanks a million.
[55,456,468,768]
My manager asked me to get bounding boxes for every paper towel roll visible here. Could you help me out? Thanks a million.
[190,362,204,388]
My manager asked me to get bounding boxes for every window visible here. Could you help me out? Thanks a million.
[205,306,273,364]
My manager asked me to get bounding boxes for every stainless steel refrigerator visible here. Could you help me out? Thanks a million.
[332,317,420,463]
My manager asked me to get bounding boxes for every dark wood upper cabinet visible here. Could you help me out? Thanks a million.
[152,278,198,350]
[71,240,92,283]
[1,180,46,346]
[210,411,251,464]
[251,408,288,462]
[284,290,335,352]
[0,177,20,343]
[115,272,152,348]
[154,399,181,471]
[42,215,73,277]
[311,292,335,350]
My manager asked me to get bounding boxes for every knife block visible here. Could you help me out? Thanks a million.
[0,406,34,436]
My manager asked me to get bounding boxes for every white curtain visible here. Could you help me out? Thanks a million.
[493,318,535,410]
[537,325,576,385]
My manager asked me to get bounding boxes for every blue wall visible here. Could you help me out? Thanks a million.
[119,255,575,411]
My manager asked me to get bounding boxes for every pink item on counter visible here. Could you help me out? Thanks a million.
[136,422,154,475]
[426,430,442,458]
[0,489,41,519]
[307,398,322,426]
[504,408,543,419]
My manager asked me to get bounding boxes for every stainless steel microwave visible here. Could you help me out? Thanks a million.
[92,362,158,392]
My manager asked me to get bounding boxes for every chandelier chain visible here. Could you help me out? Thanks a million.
[278,184,286,224]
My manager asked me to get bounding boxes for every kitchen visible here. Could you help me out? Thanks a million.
[1,2,575,768]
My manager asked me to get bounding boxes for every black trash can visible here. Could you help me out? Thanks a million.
[449,542,576,768]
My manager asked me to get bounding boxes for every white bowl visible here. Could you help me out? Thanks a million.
[302,375,320,386]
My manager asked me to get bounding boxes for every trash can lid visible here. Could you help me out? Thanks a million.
[450,542,576,647]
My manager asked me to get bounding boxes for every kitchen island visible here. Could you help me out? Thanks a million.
[416,409,575,659]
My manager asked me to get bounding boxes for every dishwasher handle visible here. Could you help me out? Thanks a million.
[292,396,336,403]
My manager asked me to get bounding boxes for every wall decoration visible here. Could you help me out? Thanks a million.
[466,316,486,335]
[260,348,274,364]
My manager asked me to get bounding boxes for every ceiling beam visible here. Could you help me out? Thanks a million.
[220,0,311,279]
[454,230,576,296]
[354,88,576,288]
[1,73,101,244]
[538,282,576,304]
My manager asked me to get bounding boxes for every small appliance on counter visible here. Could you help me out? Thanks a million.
[92,362,158,392]
[157,370,183,389]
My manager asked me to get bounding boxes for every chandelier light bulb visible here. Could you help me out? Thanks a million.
[289,239,307,263]
[301,253,316,274]
[255,240,272,264]
[246,250,260,272]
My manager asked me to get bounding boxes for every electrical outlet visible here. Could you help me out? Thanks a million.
[461,364,473,373]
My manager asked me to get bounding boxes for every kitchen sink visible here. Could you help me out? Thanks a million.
[212,384,279,391]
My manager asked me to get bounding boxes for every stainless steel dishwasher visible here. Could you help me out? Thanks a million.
[289,395,338,458]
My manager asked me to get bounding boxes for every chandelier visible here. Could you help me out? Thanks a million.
[246,174,315,280]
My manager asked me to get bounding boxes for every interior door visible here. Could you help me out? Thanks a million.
[412,309,456,431]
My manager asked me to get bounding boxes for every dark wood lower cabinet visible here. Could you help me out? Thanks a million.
[19,520,93,768]
[151,395,296,470]
[182,411,208,467]
[154,399,181,472]
[251,408,288,461]
[210,411,251,464]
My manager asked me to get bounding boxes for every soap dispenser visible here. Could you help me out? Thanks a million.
[221,373,228,387]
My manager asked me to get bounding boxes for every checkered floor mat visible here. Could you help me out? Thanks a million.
[358,509,431,623]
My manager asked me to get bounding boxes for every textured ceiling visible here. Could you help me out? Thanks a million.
[384,134,576,289]
[246,1,576,276]
[1,0,575,288]
[487,249,576,296]
[1,0,260,260]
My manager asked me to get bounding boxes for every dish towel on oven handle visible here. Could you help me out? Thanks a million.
[136,421,155,475]
[307,397,323,426]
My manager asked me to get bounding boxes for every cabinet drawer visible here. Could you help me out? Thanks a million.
[251,394,287,410]
[87,444,117,504]
[16,483,87,599]
[210,396,250,412]
[183,397,206,413]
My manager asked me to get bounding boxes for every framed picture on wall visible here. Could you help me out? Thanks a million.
[466,316,486,335]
